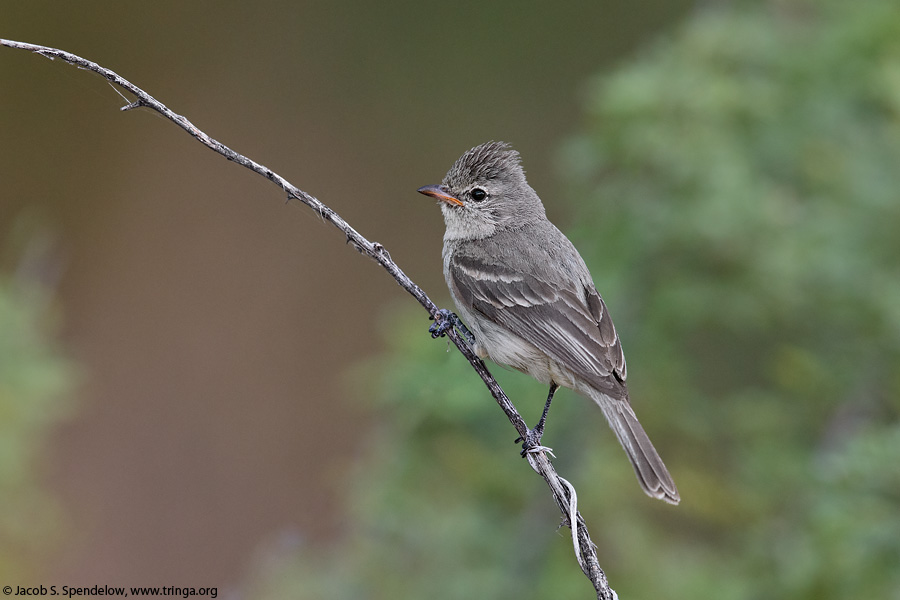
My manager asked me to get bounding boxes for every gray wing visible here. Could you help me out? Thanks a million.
[448,238,627,396]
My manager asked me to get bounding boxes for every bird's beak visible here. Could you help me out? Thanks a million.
[417,184,463,206]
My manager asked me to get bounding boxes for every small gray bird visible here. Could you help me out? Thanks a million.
[418,141,679,505]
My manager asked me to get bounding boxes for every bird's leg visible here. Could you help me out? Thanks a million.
[454,317,476,346]
[516,383,559,457]
[428,308,476,345]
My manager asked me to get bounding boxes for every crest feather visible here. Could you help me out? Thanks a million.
[444,141,524,188]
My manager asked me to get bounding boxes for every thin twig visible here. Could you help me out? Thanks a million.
[2,38,616,600]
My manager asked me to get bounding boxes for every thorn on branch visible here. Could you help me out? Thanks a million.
[345,235,367,256]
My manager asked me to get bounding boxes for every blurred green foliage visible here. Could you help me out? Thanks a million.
[0,274,75,579]
[248,0,900,597]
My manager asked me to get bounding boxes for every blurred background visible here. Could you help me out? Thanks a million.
[2,1,899,597]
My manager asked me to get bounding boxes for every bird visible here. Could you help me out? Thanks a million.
[417,141,679,505]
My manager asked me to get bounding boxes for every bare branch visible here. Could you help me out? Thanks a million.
[2,38,616,599]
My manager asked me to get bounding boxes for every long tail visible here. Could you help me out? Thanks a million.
[590,390,680,505]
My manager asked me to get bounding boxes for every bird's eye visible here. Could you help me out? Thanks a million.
[470,188,487,202]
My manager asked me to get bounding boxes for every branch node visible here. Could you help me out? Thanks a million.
[121,99,144,112]
[372,242,391,262]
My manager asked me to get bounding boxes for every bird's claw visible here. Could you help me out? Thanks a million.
[429,309,456,338]
[428,309,476,345]
[515,431,554,458]
[524,444,555,458]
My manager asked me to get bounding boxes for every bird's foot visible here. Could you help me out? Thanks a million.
[428,309,455,338]
[515,383,558,457]
[428,309,476,345]
[515,430,555,458]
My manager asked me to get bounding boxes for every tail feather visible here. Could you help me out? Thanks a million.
[591,391,680,505]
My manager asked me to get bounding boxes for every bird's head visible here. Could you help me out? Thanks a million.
[418,141,545,240]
